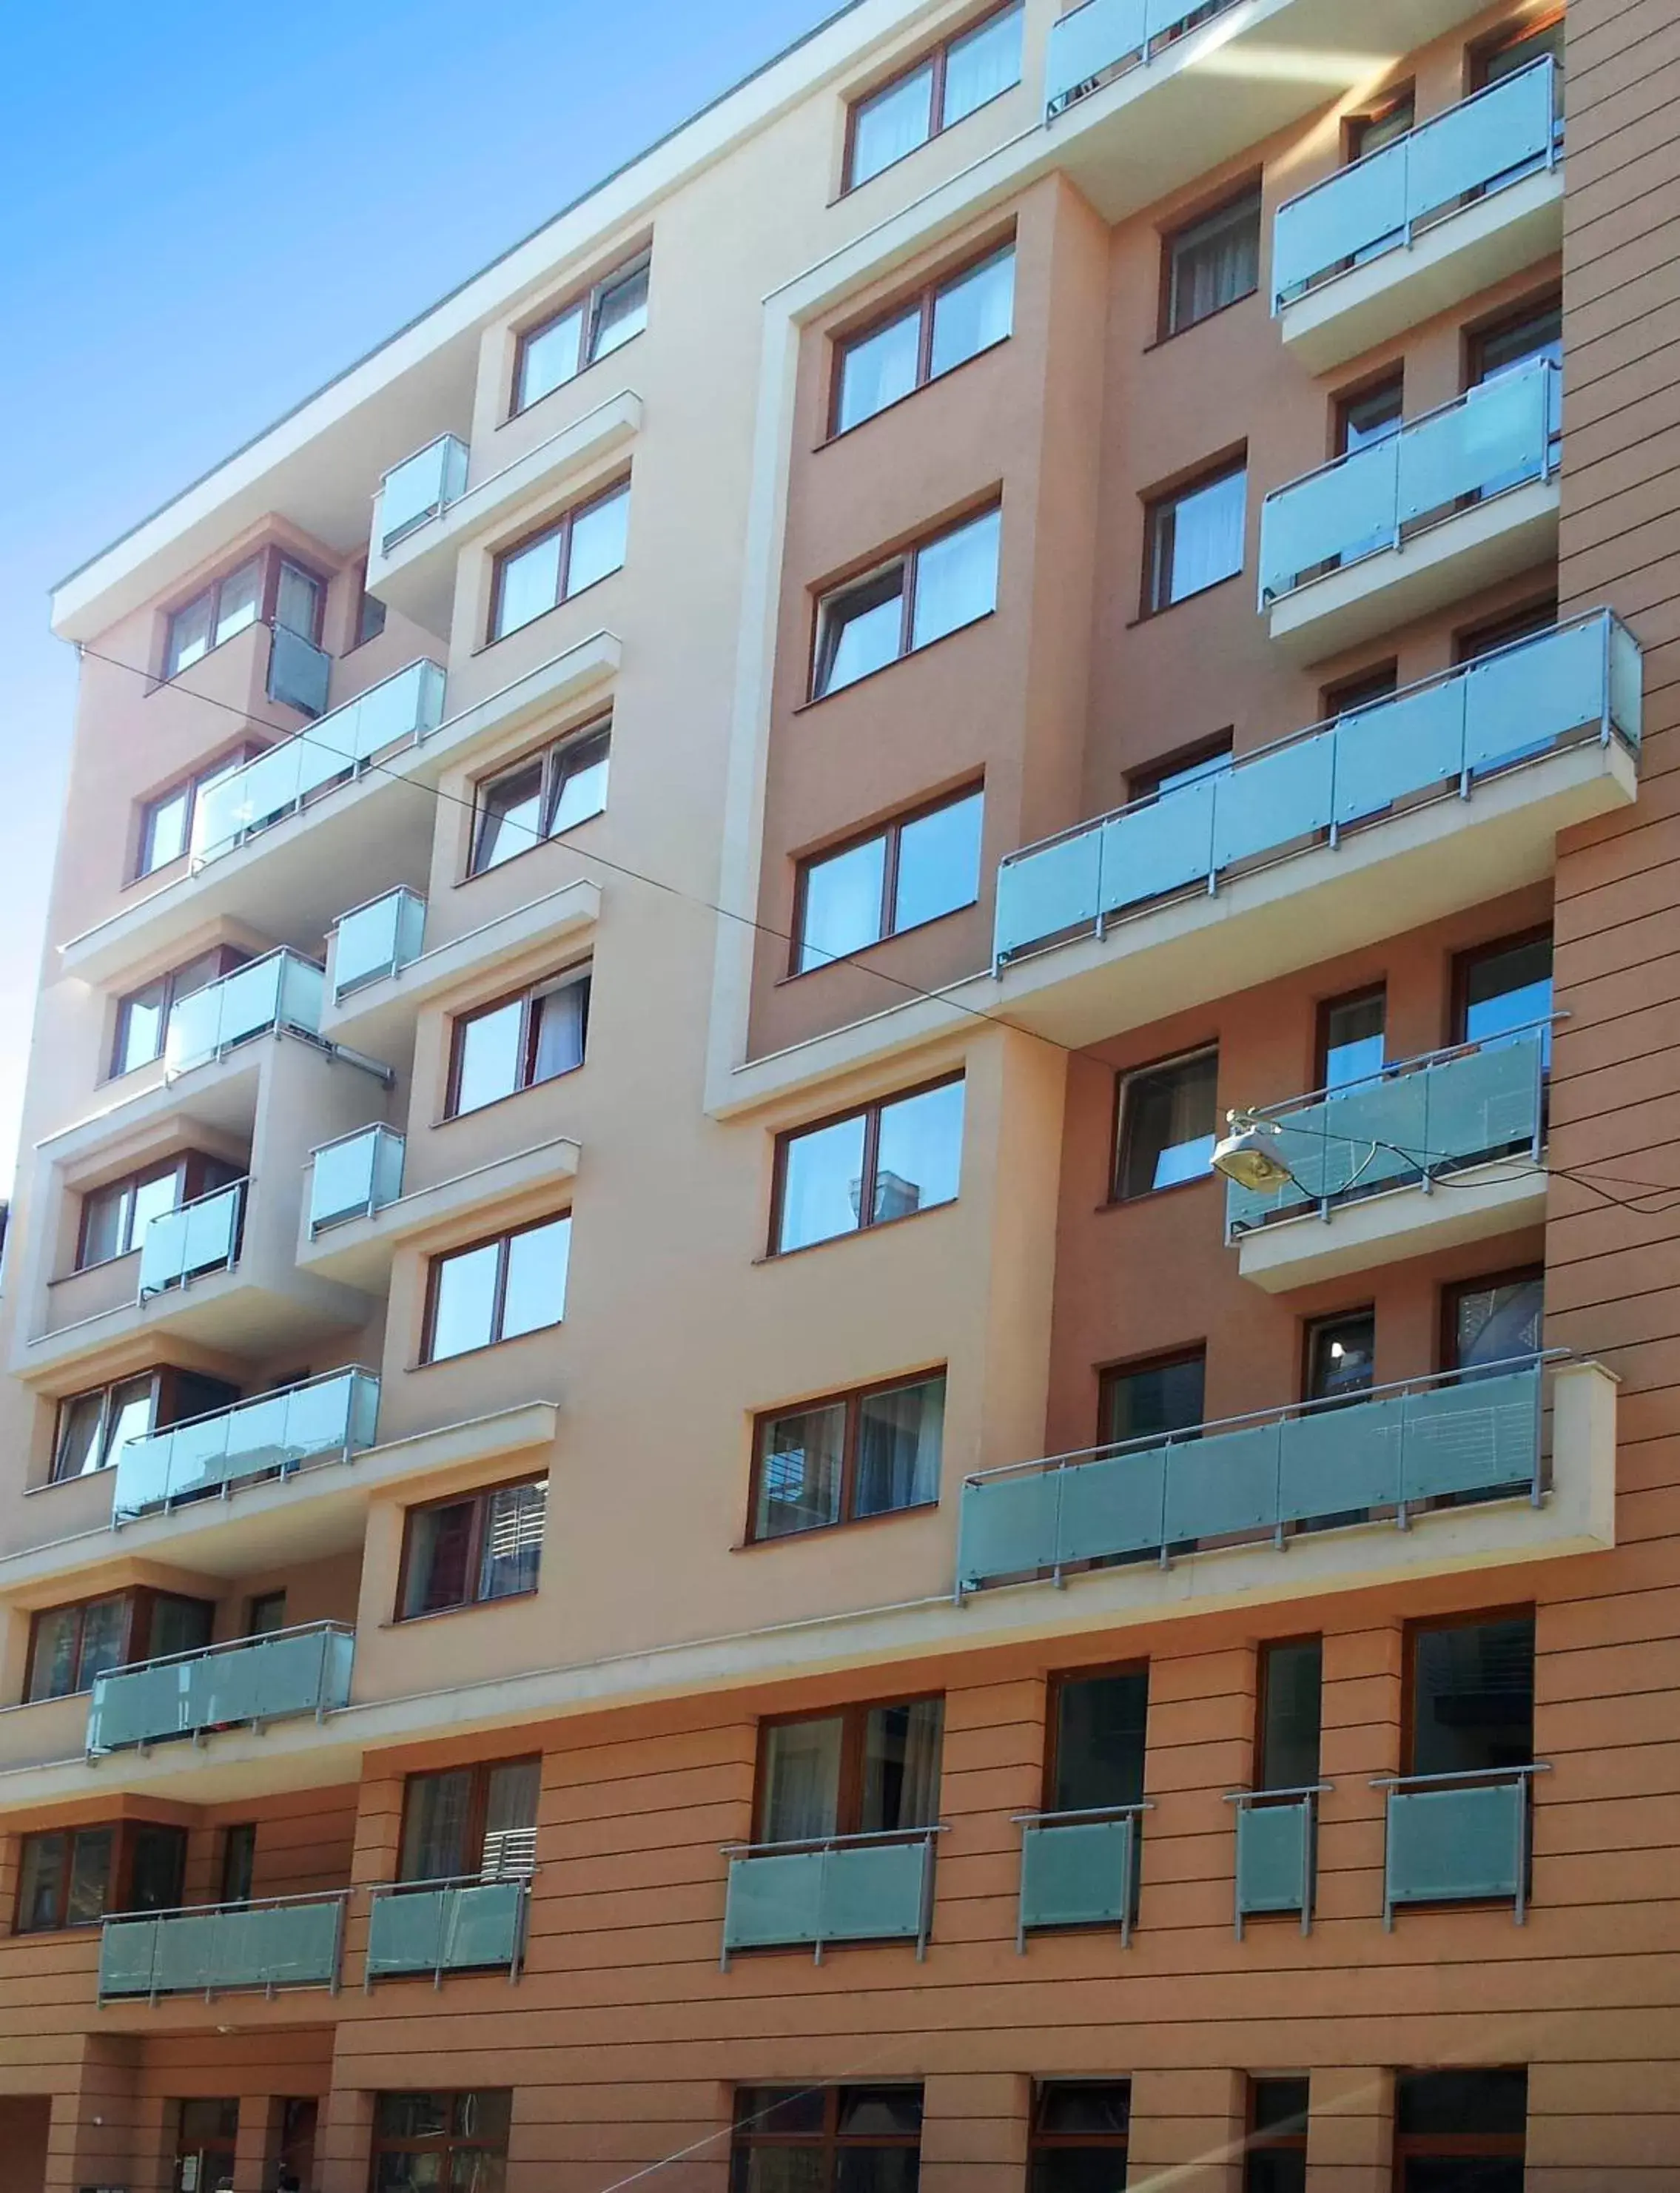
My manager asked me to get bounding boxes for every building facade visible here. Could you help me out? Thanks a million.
[2,0,1675,2184]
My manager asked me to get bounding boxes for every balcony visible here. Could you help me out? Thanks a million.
[1273,59,1563,372]
[98,1893,346,2003]
[1224,1027,1548,1292]
[1259,360,1560,659]
[377,433,469,553]
[1015,1806,1144,1948]
[720,1829,941,1968]
[164,949,327,1076]
[331,887,426,997]
[1230,1787,1324,1936]
[364,1877,529,1986]
[1378,1766,1540,1926]
[135,1178,245,1296]
[266,624,332,717]
[1046,0,1240,116]
[309,1124,406,1233]
[112,1366,380,1521]
[86,1622,354,1755]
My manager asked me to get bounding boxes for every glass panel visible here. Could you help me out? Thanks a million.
[480,1760,540,1878]
[756,1401,847,1538]
[1118,1051,1217,1196]
[835,2154,919,2193]
[930,246,1015,379]
[734,2091,827,2136]
[479,1480,546,1602]
[816,569,905,696]
[1323,990,1385,1089]
[837,309,921,433]
[213,558,262,646]
[800,833,887,970]
[778,1113,869,1251]
[1460,933,1552,1047]
[944,5,1021,121]
[17,1834,68,1929]
[1158,467,1246,605]
[546,727,611,833]
[1258,1640,1322,1789]
[1103,1352,1204,1446]
[428,1242,501,1360]
[405,1501,476,1616]
[494,529,563,639]
[861,1697,943,1831]
[115,979,170,1073]
[519,303,584,408]
[589,261,650,363]
[760,1716,844,1841]
[376,2093,453,2140]
[275,562,322,639]
[565,483,630,596]
[54,1393,110,1481]
[893,790,982,933]
[910,507,1000,649]
[1169,189,1260,332]
[401,1770,474,1881]
[453,1000,524,1115]
[1245,2155,1306,2193]
[68,1602,130,1698]
[141,786,192,873]
[840,2087,924,2135]
[68,1827,115,1924]
[530,980,588,1081]
[1029,2152,1129,2193]
[855,1374,944,1518]
[875,1081,964,1221]
[733,2155,828,2193]
[79,1181,131,1266]
[130,1825,185,1912]
[131,1166,183,1241]
[1397,2067,1528,2135]
[851,63,935,186]
[1038,2083,1132,2134]
[1053,1670,1149,1812]
[1454,1276,1544,1375]
[101,1374,160,1467]
[1306,1312,1375,1405]
[500,1215,571,1338]
[472,759,544,872]
[165,591,214,676]
[1411,1616,1535,1776]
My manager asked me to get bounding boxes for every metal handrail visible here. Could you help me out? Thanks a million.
[103,1885,352,1924]
[365,1867,538,1895]
[94,1618,352,1684]
[721,1823,948,1857]
[377,431,466,490]
[118,1361,379,1443]
[330,881,426,933]
[1223,1781,1332,1804]
[1010,1801,1152,1824]
[1239,1016,1556,1124]
[1370,1762,1550,1790]
[308,1121,404,1163]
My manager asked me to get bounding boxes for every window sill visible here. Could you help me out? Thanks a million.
[830,77,1021,206]
[474,562,623,657]
[459,805,608,890]
[1142,285,1259,352]
[409,1317,567,1371]
[433,1060,586,1134]
[387,1587,540,1628]
[756,1196,957,1266]
[1127,568,1246,628]
[1099,1172,1217,1212]
[795,608,997,713]
[776,897,981,985]
[733,1497,939,1553]
[502,327,647,430]
[816,336,1010,450]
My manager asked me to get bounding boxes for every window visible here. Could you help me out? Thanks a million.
[513,250,651,414]
[1114,1047,1218,1199]
[488,479,629,640]
[220,1822,257,1907]
[1471,296,1562,385]
[1162,184,1261,337]
[1456,597,1557,667]
[1256,1640,1322,1792]
[844,0,1022,189]
[77,1152,241,1270]
[1445,1269,1544,1378]
[1337,375,1404,457]
[1048,1667,1149,1813]
[730,2086,923,2192]
[1244,2078,1308,2193]
[750,1371,944,1541]
[1126,733,1232,806]
[176,2098,239,2193]
[398,1760,540,1884]
[1305,1309,1375,1408]
[15,1821,185,1932]
[135,748,262,879]
[26,1589,212,1702]
[1317,987,1385,1091]
[794,787,983,972]
[1453,928,1552,1050]
[162,550,325,679]
[1346,87,1414,162]
[398,1477,547,1617]
[110,945,247,1078]
[1473,13,1565,95]
[756,1698,943,1844]
[812,506,1000,698]
[1323,664,1400,723]
[833,245,1015,434]
[469,719,610,873]
[422,1214,571,1362]
[1408,1613,1534,1779]
[1393,2069,1526,2192]
[355,563,388,648]
[51,1368,240,1485]
[1027,2084,1131,2192]
[446,969,590,1115]
[370,2093,513,2193]
[245,1590,288,1637]
[1099,1349,1204,1451]
[773,1077,964,1253]
[1143,458,1246,613]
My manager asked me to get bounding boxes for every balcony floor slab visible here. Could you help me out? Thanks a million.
[300,1135,581,1291]
[1235,1161,1548,1293]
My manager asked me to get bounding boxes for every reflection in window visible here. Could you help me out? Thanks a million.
[448,970,589,1115]
[423,1215,571,1360]
[1115,1048,1218,1198]
[514,252,651,413]
[795,788,982,970]
[844,0,1022,188]
[400,1478,547,1618]
[1257,1640,1322,1792]
[1456,930,1552,1052]
[1394,2069,1526,2193]
[1408,1613,1534,1778]
[774,1079,964,1252]
[812,506,1000,698]
[1029,2082,1132,2193]
[1318,987,1385,1091]
[470,722,610,874]
[833,247,1014,434]
[1448,1271,1544,1377]
[752,1372,944,1540]
[757,1699,943,1843]
[730,2085,924,2192]
[1305,1309,1375,1407]
[489,482,628,640]
[1145,461,1246,611]
[1163,187,1260,337]
[1049,1668,1148,1813]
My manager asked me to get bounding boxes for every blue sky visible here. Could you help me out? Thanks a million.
[0,0,842,1187]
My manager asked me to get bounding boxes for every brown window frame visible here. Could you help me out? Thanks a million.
[75,1150,241,1272]
[1096,1344,1207,1451]
[1125,731,1233,807]
[486,477,630,643]
[1320,661,1399,720]
[160,545,329,682]
[1344,82,1415,164]
[110,944,250,1081]
[420,1210,572,1364]
[730,2086,924,2183]
[466,716,611,877]
[768,1072,966,1256]
[444,966,591,1118]
[50,1366,241,1487]
[1157,181,1263,341]
[370,2094,514,2186]
[810,501,1001,700]
[24,1586,214,1702]
[1314,984,1387,1091]
[1140,454,1248,617]
[1400,1606,1536,1779]
[841,0,1023,193]
[396,1757,542,1884]
[1468,10,1565,90]
[1449,922,1553,1047]
[1334,369,1405,458]
[1301,1305,1376,1406]
[1465,288,1562,391]
[13,1819,186,1933]
[1254,1637,1323,1793]
[394,1473,548,1621]
[509,248,652,418]
[791,782,984,974]
[1111,1043,1220,1204]
[828,239,1015,437]
[1392,2068,1528,2178]
[134,742,267,882]
[1439,1263,1545,1376]
[746,1368,946,1544]
[1453,595,1558,665]
[219,1821,258,1907]
[752,1694,944,1843]
[1246,2077,1310,2178]
[1028,2081,1133,2174]
[1042,1661,1149,1814]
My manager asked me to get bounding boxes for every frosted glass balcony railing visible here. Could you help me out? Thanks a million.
[332,887,426,998]
[1378,1765,1542,1926]
[112,1366,380,1519]
[1230,1787,1326,1937]
[378,434,469,552]
[135,1178,245,1297]
[957,1360,1548,1593]
[1015,1807,1144,1948]
[87,1622,354,1753]
[1260,358,1561,606]
[1273,58,1560,309]
[309,1124,406,1234]
[193,658,446,862]
[1224,1027,1547,1239]
[994,611,1641,968]
[1046,0,1240,118]
[266,622,332,716]
[720,1829,942,1968]
[99,1893,346,2002]
[164,948,326,1075]
[365,1878,529,1985]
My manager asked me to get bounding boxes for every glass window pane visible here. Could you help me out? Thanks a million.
[140,786,191,873]
[851,64,935,187]
[127,1824,184,1913]
[500,1215,571,1338]
[519,304,585,409]
[1252,2078,1311,2134]
[1258,1640,1322,1790]
[213,559,263,647]
[148,1596,212,1660]
[129,1167,183,1246]
[837,310,922,434]
[1322,990,1385,1089]
[481,1760,540,1878]
[736,2089,827,2136]
[79,1182,130,1267]
[799,836,887,971]
[910,507,999,650]
[835,2155,920,2193]
[530,979,588,1082]
[18,1835,68,1930]
[165,591,214,676]
[1030,2150,1129,2193]
[1460,933,1553,1047]
[545,728,610,834]
[457,2092,513,2144]
[428,1242,502,1360]
[67,1827,115,1924]
[115,981,169,1074]
[28,1610,84,1702]
[930,247,1015,379]
[1053,1670,1149,1812]
[1118,1051,1218,1197]
[1158,467,1246,605]
[106,1377,160,1471]
[874,1081,964,1222]
[588,261,650,362]
[854,1375,944,1518]
[453,1000,524,1115]
[565,484,630,596]
[404,1501,477,1616]
[734,2153,828,2193]
[377,2093,452,2140]
[1038,2083,1131,2135]
[839,2087,924,2135]
[400,1770,474,1881]
[1453,1276,1544,1375]
[860,1696,943,1832]
[78,1597,132,1687]
[478,1480,546,1602]
[759,1716,844,1841]
[494,529,563,638]
[755,1402,847,1538]
[778,1113,869,1252]
[1306,1312,1375,1406]
[1397,2067,1528,2137]
[1340,380,1404,453]
[816,569,905,696]
[53,1392,107,1482]
[941,4,1023,124]
[1411,1615,1534,1776]
[1102,1352,1205,1446]
[892,790,982,933]
[275,562,322,639]
[1169,190,1261,333]
[221,1821,257,1907]
[473,761,545,873]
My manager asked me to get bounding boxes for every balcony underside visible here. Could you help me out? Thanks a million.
[19,1261,370,1386]
[299,1135,580,1291]
[1236,1159,1548,1292]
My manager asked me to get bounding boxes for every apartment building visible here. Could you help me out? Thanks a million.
[1,0,1673,2183]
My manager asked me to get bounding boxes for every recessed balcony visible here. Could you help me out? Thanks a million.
[1259,360,1560,660]
[1225,1027,1549,1292]
[364,1877,531,1986]
[1272,58,1563,373]
[99,1892,347,2004]
[990,612,1639,1049]
[720,1829,941,1968]
[112,1366,380,1522]
[87,1622,354,1756]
